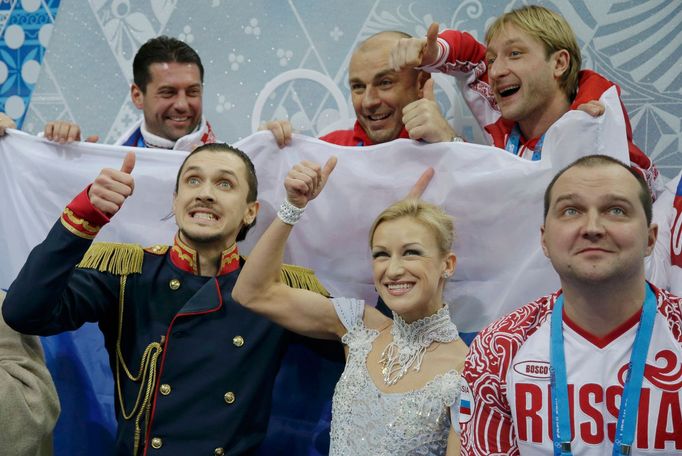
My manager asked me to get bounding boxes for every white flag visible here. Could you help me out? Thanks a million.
[0,87,629,333]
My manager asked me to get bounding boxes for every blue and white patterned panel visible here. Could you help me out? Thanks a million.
[0,0,60,127]
[19,0,682,178]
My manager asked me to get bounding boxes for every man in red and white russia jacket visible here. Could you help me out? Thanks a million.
[461,155,681,455]
[262,30,460,148]
[390,5,658,193]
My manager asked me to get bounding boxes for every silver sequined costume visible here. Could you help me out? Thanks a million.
[329,297,462,456]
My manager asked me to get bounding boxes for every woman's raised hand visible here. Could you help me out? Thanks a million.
[284,157,337,208]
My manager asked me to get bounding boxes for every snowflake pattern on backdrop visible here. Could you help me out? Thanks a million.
[0,0,60,126]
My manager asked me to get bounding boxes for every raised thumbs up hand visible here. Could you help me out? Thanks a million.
[389,22,441,71]
[120,151,136,174]
[284,156,337,209]
[422,77,436,101]
[402,78,459,143]
[88,152,136,217]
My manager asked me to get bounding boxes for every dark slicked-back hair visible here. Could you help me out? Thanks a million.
[543,155,652,225]
[175,143,258,242]
[133,36,204,93]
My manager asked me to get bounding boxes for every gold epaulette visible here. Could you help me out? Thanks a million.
[77,242,144,275]
[279,263,330,297]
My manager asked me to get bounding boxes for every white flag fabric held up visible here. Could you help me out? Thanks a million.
[0,87,628,333]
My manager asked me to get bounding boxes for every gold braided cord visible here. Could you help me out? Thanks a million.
[102,256,326,453]
[114,275,163,455]
[77,243,143,275]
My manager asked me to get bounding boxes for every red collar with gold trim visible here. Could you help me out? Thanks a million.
[169,235,240,276]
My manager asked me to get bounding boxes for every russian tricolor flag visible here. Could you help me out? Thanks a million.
[459,398,472,421]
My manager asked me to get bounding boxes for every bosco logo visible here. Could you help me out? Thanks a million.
[513,360,551,379]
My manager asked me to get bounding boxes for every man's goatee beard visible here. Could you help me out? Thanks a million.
[179,228,225,246]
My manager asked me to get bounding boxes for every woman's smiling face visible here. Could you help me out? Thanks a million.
[371,216,455,323]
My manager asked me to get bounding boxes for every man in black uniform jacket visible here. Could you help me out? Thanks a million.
[3,143,326,455]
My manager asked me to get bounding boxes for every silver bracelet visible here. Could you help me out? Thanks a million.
[277,199,306,225]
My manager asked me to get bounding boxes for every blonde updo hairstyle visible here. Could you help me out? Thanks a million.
[369,199,455,256]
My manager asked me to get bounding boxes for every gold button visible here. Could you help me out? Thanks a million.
[169,279,181,290]
[152,245,162,252]
[214,448,225,456]
[232,335,244,347]
[224,391,235,404]
[151,437,162,449]
[159,384,171,395]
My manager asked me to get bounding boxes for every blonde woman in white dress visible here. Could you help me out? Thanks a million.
[233,158,467,455]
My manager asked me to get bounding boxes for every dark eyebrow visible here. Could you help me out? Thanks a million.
[552,194,579,206]
[158,83,202,91]
[552,193,635,207]
[603,195,635,207]
[182,166,239,180]
[181,165,200,174]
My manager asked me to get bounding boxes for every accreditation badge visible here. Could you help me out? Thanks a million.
[671,180,682,267]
